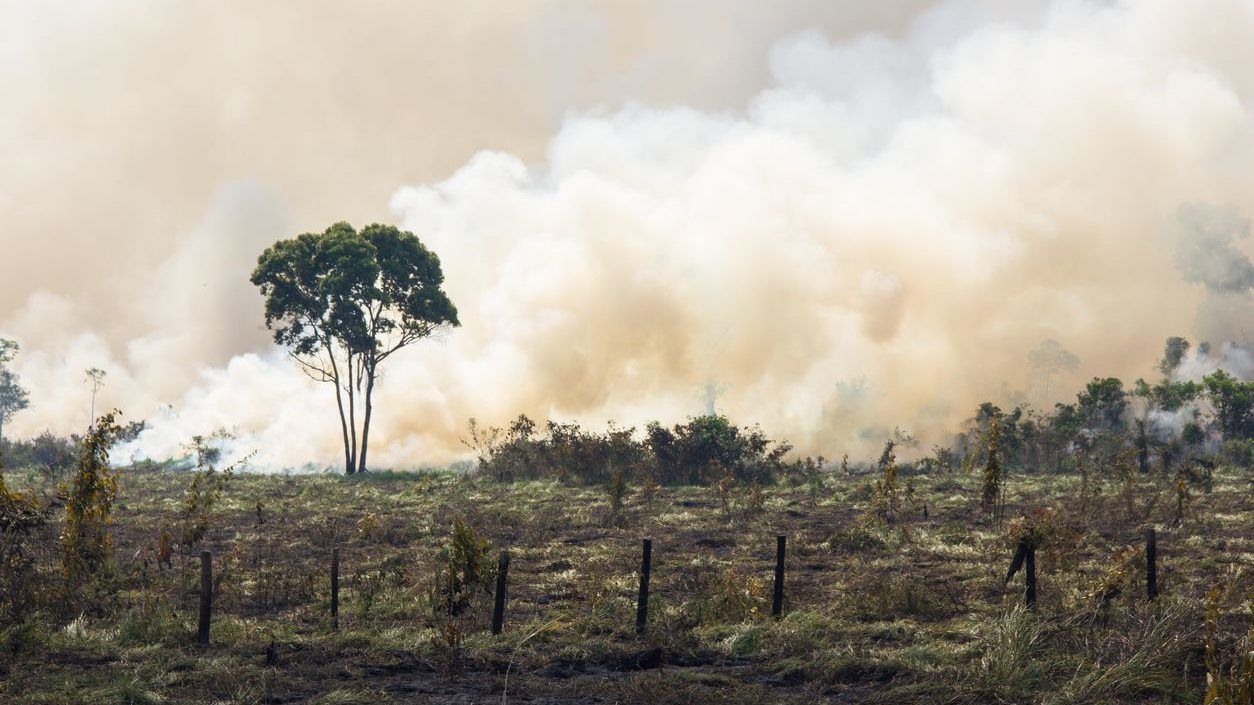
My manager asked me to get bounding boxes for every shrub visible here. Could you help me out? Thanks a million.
[471,413,800,487]
[606,464,627,524]
[981,418,1004,519]
[0,470,51,625]
[60,412,124,602]
[873,441,899,524]
[430,518,496,676]
[178,433,249,550]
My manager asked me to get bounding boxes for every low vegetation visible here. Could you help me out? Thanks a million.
[0,455,1248,702]
[0,336,1250,703]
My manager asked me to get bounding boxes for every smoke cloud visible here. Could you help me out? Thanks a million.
[3,0,1253,468]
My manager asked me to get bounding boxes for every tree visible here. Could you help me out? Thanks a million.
[1158,337,1190,376]
[1201,369,1254,442]
[85,367,106,422]
[1077,377,1128,433]
[251,222,459,474]
[0,339,30,450]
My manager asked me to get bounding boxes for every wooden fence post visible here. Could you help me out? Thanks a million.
[1145,527,1157,601]
[491,550,510,635]
[331,547,340,630]
[198,550,212,645]
[635,538,652,635]
[772,535,787,619]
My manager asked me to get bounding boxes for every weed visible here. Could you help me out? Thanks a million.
[873,440,899,524]
[1205,589,1254,704]
[430,518,495,676]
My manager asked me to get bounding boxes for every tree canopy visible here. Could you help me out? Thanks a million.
[0,339,30,449]
[251,222,459,473]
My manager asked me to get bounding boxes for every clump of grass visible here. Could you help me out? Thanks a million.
[311,688,391,705]
[1045,603,1196,704]
[93,676,167,705]
[971,607,1049,698]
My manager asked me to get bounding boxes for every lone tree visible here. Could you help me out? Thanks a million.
[0,339,30,449]
[251,222,458,474]
[85,367,107,422]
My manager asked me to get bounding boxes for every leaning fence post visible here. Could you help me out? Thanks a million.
[772,535,787,619]
[1005,536,1037,611]
[198,550,212,645]
[491,550,510,635]
[1145,527,1157,601]
[635,538,652,635]
[330,547,340,630]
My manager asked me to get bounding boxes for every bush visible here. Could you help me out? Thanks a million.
[0,471,51,626]
[60,412,124,607]
[470,413,802,486]
[430,518,496,676]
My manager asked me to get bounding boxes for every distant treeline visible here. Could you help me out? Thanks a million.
[462,337,1252,486]
[0,421,144,475]
[2,338,1249,484]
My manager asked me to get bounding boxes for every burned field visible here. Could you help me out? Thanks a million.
[1,460,1251,704]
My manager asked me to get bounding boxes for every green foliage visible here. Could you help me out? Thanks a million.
[1078,377,1129,433]
[471,413,800,486]
[981,418,1004,517]
[648,414,790,485]
[432,518,495,620]
[60,411,124,601]
[1159,336,1191,376]
[430,518,495,676]
[873,440,899,524]
[1202,369,1254,442]
[0,338,30,446]
[0,468,51,625]
[1135,377,1202,412]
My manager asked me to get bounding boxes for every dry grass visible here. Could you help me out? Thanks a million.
[0,462,1249,704]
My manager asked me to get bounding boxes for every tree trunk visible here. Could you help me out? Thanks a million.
[326,347,354,475]
[357,365,376,474]
[345,353,358,474]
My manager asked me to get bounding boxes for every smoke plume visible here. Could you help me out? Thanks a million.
[3,0,1253,468]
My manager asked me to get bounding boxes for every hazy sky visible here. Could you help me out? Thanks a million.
[2,1,1252,467]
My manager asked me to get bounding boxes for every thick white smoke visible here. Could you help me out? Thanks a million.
[3,0,1254,469]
